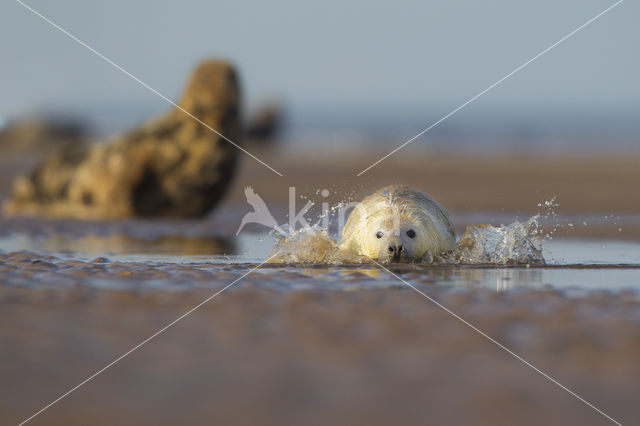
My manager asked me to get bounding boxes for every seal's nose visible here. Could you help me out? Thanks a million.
[388,243,405,257]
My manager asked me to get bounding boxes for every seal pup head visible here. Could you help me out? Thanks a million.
[339,185,456,263]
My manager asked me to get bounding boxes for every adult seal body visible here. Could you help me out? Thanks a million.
[3,59,241,219]
[338,185,456,263]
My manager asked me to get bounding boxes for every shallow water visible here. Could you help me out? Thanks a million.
[1,228,639,293]
[2,215,640,426]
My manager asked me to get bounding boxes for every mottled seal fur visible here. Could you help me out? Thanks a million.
[4,59,241,219]
[339,185,456,263]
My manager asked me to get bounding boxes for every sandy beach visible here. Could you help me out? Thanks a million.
[1,148,639,425]
[1,250,639,426]
[225,147,640,212]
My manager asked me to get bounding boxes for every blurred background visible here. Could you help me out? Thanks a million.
[1,0,637,147]
[0,0,638,231]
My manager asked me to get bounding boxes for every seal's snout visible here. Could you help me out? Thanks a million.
[388,243,404,257]
[384,239,406,262]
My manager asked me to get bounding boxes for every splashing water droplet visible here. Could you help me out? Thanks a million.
[450,216,545,265]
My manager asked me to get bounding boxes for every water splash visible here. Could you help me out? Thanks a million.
[450,216,545,265]
[268,226,368,264]
[268,216,545,266]
[268,187,547,265]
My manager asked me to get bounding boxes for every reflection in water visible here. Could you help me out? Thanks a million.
[293,266,383,279]
[7,233,236,256]
[1,230,640,292]
[457,267,544,291]
[292,265,548,292]
[345,268,380,279]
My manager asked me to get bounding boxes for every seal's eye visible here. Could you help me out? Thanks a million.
[376,231,383,239]
[406,229,416,239]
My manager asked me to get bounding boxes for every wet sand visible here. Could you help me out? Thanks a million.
[1,251,640,425]
[1,148,640,425]
[227,147,640,213]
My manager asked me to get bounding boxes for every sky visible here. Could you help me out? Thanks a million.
[1,0,638,141]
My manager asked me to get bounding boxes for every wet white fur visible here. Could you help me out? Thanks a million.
[339,185,456,261]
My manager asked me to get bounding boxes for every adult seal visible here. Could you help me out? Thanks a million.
[338,185,456,263]
[3,59,241,219]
